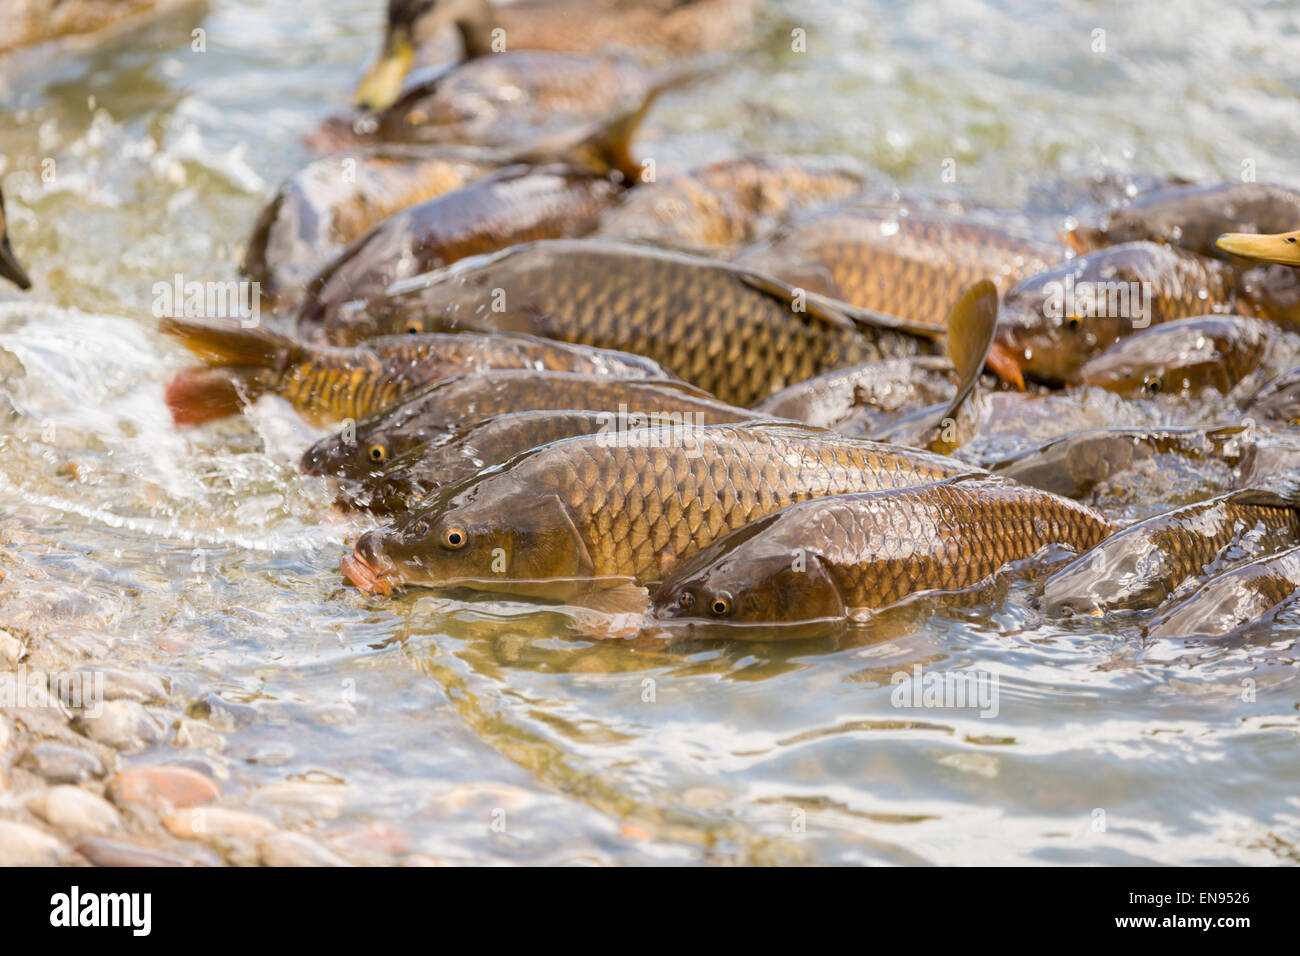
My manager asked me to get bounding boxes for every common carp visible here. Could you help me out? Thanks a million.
[0,186,31,291]
[295,166,625,338]
[339,239,932,405]
[648,479,1113,637]
[593,156,865,252]
[1071,315,1281,396]
[299,370,756,477]
[1243,365,1300,425]
[1144,544,1300,640]
[339,408,691,515]
[242,146,499,310]
[987,242,1245,387]
[1040,491,1300,616]
[340,422,977,603]
[989,425,1250,500]
[160,317,667,426]
[752,356,956,428]
[1066,183,1300,259]
[732,202,1063,332]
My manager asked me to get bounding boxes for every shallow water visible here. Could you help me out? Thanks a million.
[1,0,1299,864]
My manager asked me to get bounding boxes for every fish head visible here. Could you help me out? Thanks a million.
[1039,535,1164,618]
[344,477,596,595]
[992,253,1135,386]
[1071,317,1237,397]
[650,524,846,633]
[299,408,448,479]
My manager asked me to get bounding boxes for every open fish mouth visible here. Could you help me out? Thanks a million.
[341,551,397,595]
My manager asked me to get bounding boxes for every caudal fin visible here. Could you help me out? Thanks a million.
[925,279,998,454]
[159,316,298,368]
[164,366,272,426]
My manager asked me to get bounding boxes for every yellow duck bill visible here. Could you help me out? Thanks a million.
[1215,229,1300,267]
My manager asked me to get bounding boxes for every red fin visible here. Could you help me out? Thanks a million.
[159,316,294,368]
[164,366,269,426]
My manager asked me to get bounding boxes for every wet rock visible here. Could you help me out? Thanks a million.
[107,765,220,813]
[76,837,213,867]
[426,783,536,816]
[76,700,165,752]
[186,694,259,733]
[163,806,277,843]
[253,782,347,822]
[0,820,69,865]
[328,822,411,858]
[26,785,122,837]
[70,666,168,703]
[172,717,225,752]
[16,742,106,784]
[258,832,353,867]
[45,627,116,660]
[0,629,24,666]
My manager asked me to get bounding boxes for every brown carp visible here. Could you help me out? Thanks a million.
[341,423,977,603]
[732,202,1063,332]
[298,370,756,477]
[1071,315,1280,396]
[1040,491,1300,615]
[337,238,932,405]
[648,478,1113,636]
[1144,544,1300,640]
[1067,183,1300,259]
[160,317,667,426]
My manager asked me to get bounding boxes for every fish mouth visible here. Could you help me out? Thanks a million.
[984,341,1026,390]
[341,551,397,596]
[1215,230,1300,267]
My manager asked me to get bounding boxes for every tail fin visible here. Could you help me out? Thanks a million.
[159,316,298,369]
[924,280,998,454]
[164,366,272,426]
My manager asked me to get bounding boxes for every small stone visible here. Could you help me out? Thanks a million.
[71,666,168,704]
[258,832,353,867]
[163,807,277,843]
[0,820,69,865]
[186,694,259,733]
[254,782,346,821]
[17,742,106,784]
[26,785,121,837]
[77,700,165,752]
[107,765,220,813]
[75,837,206,867]
[172,717,225,752]
[0,629,24,666]
[328,822,410,858]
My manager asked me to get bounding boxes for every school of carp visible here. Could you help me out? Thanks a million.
[27,0,1300,643]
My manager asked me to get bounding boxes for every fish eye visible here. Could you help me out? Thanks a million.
[710,593,732,616]
[404,319,423,334]
[367,443,389,462]
[1144,377,1162,394]
[1066,316,1081,331]
[442,526,468,550]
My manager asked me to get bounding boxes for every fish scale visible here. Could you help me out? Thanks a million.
[649,481,1113,629]
[352,240,922,406]
[350,423,977,595]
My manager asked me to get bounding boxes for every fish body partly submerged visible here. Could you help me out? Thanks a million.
[340,239,929,405]
[161,318,666,426]
[733,203,1063,332]
[1040,491,1300,616]
[295,165,624,338]
[1071,315,1280,396]
[648,478,1114,636]
[752,356,956,428]
[299,370,756,477]
[342,423,978,600]
[1145,544,1300,640]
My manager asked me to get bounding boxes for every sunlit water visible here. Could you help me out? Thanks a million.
[1,0,1299,864]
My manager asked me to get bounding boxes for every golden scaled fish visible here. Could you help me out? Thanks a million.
[986,241,1248,388]
[732,201,1064,333]
[340,422,978,605]
[160,317,667,426]
[753,356,956,429]
[989,425,1251,500]
[1066,183,1300,259]
[1040,490,1300,616]
[299,370,756,478]
[648,478,1114,638]
[1243,365,1300,425]
[1144,544,1300,640]
[1071,315,1281,397]
[0,185,31,291]
[340,408,694,515]
[593,156,865,253]
[339,239,934,406]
